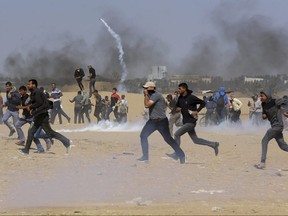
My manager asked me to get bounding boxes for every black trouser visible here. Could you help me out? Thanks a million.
[24,113,70,153]
[76,78,84,91]
[174,122,217,148]
[140,118,185,159]
[94,106,102,123]
[230,110,241,122]
[261,126,288,163]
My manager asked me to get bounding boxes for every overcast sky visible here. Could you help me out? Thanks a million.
[1,0,288,78]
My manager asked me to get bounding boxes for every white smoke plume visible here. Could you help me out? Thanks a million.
[57,120,145,133]
[100,18,128,92]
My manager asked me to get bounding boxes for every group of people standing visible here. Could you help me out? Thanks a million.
[69,87,129,124]
[202,87,243,126]
[72,65,129,124]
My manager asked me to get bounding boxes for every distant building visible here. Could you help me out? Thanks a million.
[169,74,212,87]
[147,66,167,81]
[244,76,264,83]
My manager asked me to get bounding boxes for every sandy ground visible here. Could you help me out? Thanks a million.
[0,91,288,215]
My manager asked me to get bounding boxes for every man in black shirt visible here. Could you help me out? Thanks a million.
[18,79,71,155]
[167,83,219,160]
[74,68,85,91]
[15,86,52,152]
[88,65,96,97]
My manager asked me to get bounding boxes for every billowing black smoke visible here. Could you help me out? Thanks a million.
[180,1,288,79]
[3,15,168,85]
[4,38,89,85]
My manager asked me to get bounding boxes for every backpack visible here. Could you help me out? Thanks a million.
[217,94,225,108]
[119,100,127,114]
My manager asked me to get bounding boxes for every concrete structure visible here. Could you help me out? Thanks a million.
[244,76,264,83]
[147,66,167,81]
[169,74,212,87]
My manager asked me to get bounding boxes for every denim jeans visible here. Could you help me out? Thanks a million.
[140,118,185,159]
[261,126,288,163]
[174,122,217,148]
[3,109,19,132]
[15,117,45,151]
[15,118,29,141]
[50,101,70,124]
[24,112,70,153]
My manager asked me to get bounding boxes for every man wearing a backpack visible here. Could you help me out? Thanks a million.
[117,94,128,123]
[166,83,219,161]
[214,87,229,123]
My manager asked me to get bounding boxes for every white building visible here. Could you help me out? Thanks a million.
[148,66,167,81]
[244,76,264,83]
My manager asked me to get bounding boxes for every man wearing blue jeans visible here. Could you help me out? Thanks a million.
[15,85,52,152]
[3,81,21,137]
[167,83,219,160]
[138,81,186,164]
[18,79,71,155]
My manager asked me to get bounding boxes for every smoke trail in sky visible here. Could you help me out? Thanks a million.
[100,18,128,92]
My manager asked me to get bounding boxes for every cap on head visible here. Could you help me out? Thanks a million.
[143,81,156,88]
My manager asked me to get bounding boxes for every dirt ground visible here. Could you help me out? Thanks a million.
[0,91,288,215]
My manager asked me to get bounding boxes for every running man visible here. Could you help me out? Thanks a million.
[167,83,219,160]
[18,79,71,155]
[138,81,186,164]
[3,81,21,137]
[254,90,288,169]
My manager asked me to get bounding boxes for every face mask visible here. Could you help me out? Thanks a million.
[147,90,155,95]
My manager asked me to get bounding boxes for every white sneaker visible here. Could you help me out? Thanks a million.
[65,140,72,155]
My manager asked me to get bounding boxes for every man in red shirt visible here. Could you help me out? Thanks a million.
[107,88,120,122]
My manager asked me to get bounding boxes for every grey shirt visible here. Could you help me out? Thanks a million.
[73,95,83,108]
[149,91,167,119]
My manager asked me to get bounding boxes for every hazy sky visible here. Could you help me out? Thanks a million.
[1,0,288,77]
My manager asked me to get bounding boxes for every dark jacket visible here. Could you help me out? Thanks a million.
[74,68,85,80]
[5,88,21,112]
[89,67,96,79]
[30,88,50,117]
[177,90,206,124]
[261,89,283,128]
[21,94,32,119]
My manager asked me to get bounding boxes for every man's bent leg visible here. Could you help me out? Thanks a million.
[158,118,185,159]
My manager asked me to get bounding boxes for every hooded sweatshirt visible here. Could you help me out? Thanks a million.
[177,90,205,124]
[213,87,229,106]
[261,89,283,128]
